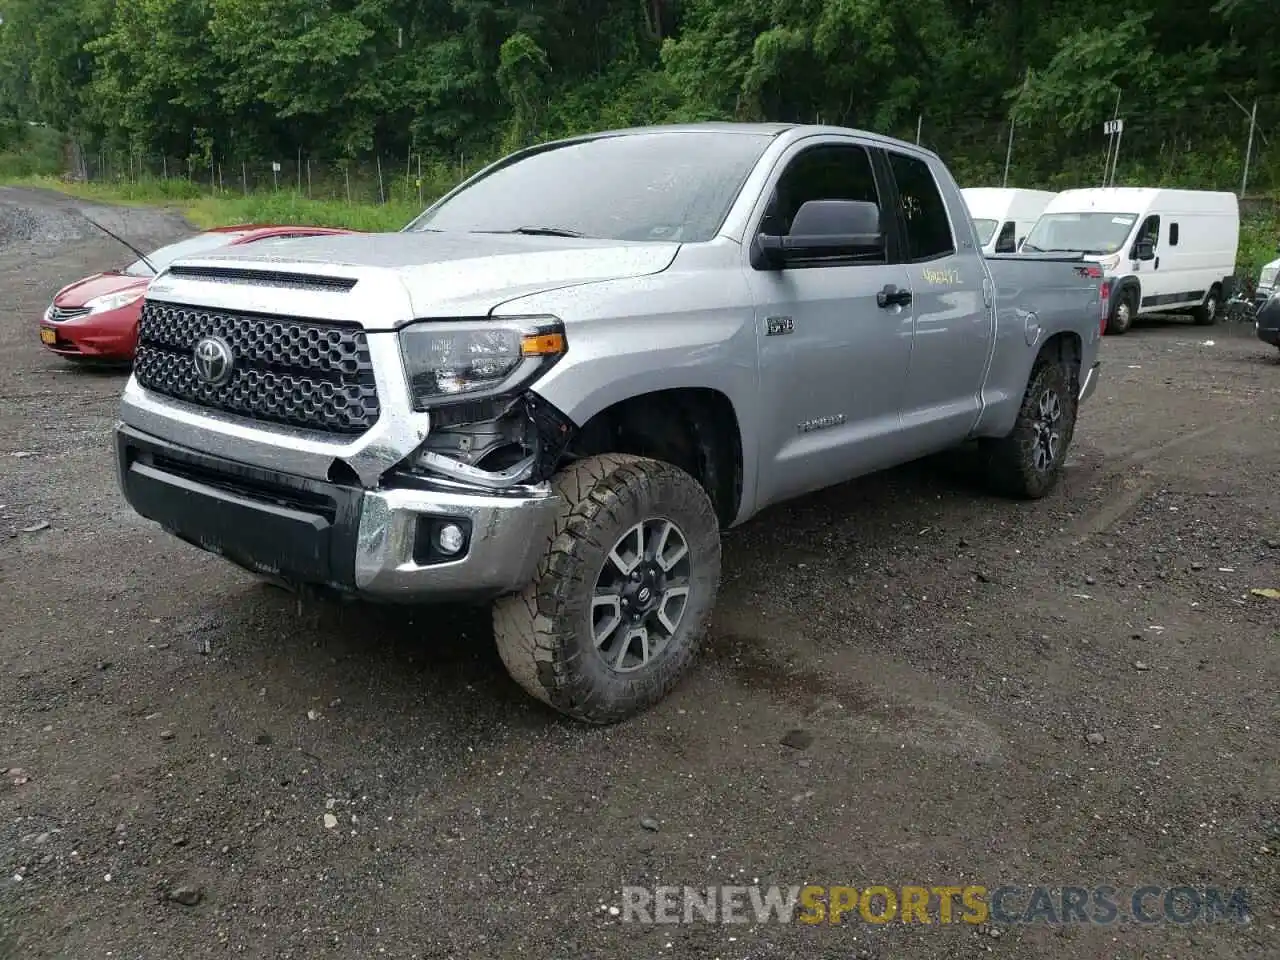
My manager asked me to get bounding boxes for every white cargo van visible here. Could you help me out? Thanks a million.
[961,188,1058,255]
[1021,188,1238,334]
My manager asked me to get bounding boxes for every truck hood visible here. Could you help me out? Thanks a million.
[154,231,681,326]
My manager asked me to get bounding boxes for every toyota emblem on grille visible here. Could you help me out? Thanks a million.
[193,336,234,386]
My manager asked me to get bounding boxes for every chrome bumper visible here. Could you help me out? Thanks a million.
[354,483,561,601]
[115,423,561,603]
[1079,361,1100,404]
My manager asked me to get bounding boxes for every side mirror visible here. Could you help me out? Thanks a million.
[753,200,885,270]
[1133,240,1155,261]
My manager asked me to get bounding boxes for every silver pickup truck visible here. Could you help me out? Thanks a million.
[113,122,1103,724]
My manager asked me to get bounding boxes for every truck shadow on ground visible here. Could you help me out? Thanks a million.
[196,439,1070,729]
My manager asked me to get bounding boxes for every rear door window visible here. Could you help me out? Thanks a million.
[885,152,955,261]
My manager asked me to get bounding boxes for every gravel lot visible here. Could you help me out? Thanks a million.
[0,185,1277,959]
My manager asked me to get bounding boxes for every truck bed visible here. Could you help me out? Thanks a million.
[974,249,1103,437]
[985,252,1101,318]
[985,251,1088,263]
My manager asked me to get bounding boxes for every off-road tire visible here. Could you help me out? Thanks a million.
[1106,288,1136,335]
[492,454,722,725]
[1192,285,1221,325]
[981,358,1078,500]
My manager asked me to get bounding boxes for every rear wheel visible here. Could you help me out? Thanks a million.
[492,454,722,724]
[1192,285,1221,325]
[1106,288,1136,335]
[981,358,1078,500]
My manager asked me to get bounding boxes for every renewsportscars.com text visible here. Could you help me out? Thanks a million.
[619,884,1252,926]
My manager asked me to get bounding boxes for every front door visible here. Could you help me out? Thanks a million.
[744,138,915,510]
[993,220,1018,253]
[1132,213,1167,307]
[880,148,994,453]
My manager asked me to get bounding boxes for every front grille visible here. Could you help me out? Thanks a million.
[133,300,380,434]
[48,304,90,322]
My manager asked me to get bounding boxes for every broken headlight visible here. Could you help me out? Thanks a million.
[398,317,567,411]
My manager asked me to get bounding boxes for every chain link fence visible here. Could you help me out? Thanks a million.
[60,95,1280,208]
[64,142,481,209]
[900,96,1280,196]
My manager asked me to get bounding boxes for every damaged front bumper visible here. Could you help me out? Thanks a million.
[113,305,583,600]
[114,423,562,602]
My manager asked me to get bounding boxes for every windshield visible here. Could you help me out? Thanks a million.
[124,231,252,276]
[971,218,998,245]
[405,131,775,243]
[1021,212,1138,255]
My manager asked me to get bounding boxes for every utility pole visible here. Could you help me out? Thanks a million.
[1242,99,1258,198]
[1102,90,1121,187]
[915,115,922,144]
[1002,115,1015,188]
[1110,119,1124,186]
[1102,119,1125,187]
[1226,94,1264,198]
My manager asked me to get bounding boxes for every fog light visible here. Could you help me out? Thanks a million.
[437,523,466,555]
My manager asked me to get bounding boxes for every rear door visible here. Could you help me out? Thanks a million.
[877,147,994,453]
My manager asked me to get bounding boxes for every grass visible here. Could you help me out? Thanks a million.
[183,193,422,232]
[10,174,424,232]
[0,124,65,179]
[1236,209,1280,287]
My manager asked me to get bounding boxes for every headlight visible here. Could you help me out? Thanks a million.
[398,316,567,410]
[84,290,144,314]
[1259,265,1278,288]
[1099,254,1120,271]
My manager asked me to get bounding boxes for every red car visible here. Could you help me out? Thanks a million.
[38,224,355,364]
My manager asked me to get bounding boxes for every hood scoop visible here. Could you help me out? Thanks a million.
[166,264,358,292]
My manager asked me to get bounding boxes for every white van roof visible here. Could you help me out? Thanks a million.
[1043,187,1239,217]
[961,187,1057,220]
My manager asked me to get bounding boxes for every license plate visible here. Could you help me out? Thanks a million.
[39,327,56,345]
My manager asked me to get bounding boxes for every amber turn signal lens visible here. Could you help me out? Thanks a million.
[520,332,566,356]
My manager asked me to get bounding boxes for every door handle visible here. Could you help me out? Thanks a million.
[877,284,912,308]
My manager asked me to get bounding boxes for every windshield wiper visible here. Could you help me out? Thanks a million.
[472,225,590,238]
[80,213,159,274]
[1020,242,1044,252]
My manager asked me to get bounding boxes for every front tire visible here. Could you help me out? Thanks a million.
[1192,285,1221,325]
[1106,288,1135,335]
[492,454,722,725]
[981,359,1078,500]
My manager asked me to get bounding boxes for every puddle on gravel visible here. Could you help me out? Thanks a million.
[710,631,875,711]
[708,626,1006,764]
